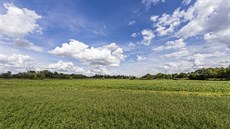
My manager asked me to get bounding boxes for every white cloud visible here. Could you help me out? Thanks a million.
[0,53,34,73]
[45,60,90,74]
[176,0,230,46]
[0,3,42,37]
[137,55,146,62]
[0,3,43,52]
[163,60,193,73]
[151,8,185,36]
[90,66,109,74]
[128,42,136,48]
[149,0,230,46]
[161,48,191,59]
[140,29,155,45]
[160,45,227,71]
[152,46,164,51]
[131,32,137,37]
[182,0,192,5]
[219,60,230,67]
[49,39,126,74]
[49,39,88,57]
[150,15,158,22]
[203,33,217,42]
[142,0,165,9]
[153,49,228,74]
[128,21,136,26]
[203,29,230,47]
[186,51,226,67]
[142,1,230,73]
[0,53,34,65]
[153,38,185,51]
[13,38,43,52]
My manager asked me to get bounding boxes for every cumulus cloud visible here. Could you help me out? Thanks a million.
[140,29,155,45]
[141,0,230,74]
[186,51,226,68]
[163,60,193,73]
[0,3,43,52]
[151,8,185,36]
[0,3,42,37]
[0,53,34,65]
[160,46,227,71]
[176,0,230,44]
[152,38,228,73]
[149,0,230,47]
[153,38,185,51]
[0,53,34,73]
[49,39,126,74]
[153,50,228,74]
[45,60,90,74]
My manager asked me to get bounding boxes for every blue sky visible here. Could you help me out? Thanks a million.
[0,0,230,75]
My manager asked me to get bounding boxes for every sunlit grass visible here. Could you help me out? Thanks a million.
[0,79,230,128]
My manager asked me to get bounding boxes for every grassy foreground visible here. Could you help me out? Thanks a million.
[0,79,230,129]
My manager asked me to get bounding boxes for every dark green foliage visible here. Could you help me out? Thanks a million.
[141,65,230,80]
[142,73,154,80]
[37,72,46,80]
[155,73,165,79]
[0,71,11,78]
[188,66,230,80]
[0,65,230,80]
[92,74,129,79]
[129,76,136,80]
[177,73,188,79]
[172,73,178,80]
[224,66,230,79]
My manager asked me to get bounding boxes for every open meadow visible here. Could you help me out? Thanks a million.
[0,79,230,129]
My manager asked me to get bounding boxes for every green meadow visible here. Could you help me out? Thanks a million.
[0,79,230,129]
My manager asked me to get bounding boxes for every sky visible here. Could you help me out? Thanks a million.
[0,0,230,76]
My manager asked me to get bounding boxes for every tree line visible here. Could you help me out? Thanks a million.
[0,70,132,80]
[0,65,230,80]
[141,65,230,80]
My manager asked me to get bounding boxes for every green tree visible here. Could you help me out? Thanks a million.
[0,71,12,78]
[37,72,46,79]
[225,66,230,80]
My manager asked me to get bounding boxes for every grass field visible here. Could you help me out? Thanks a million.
[0,79,230,129]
